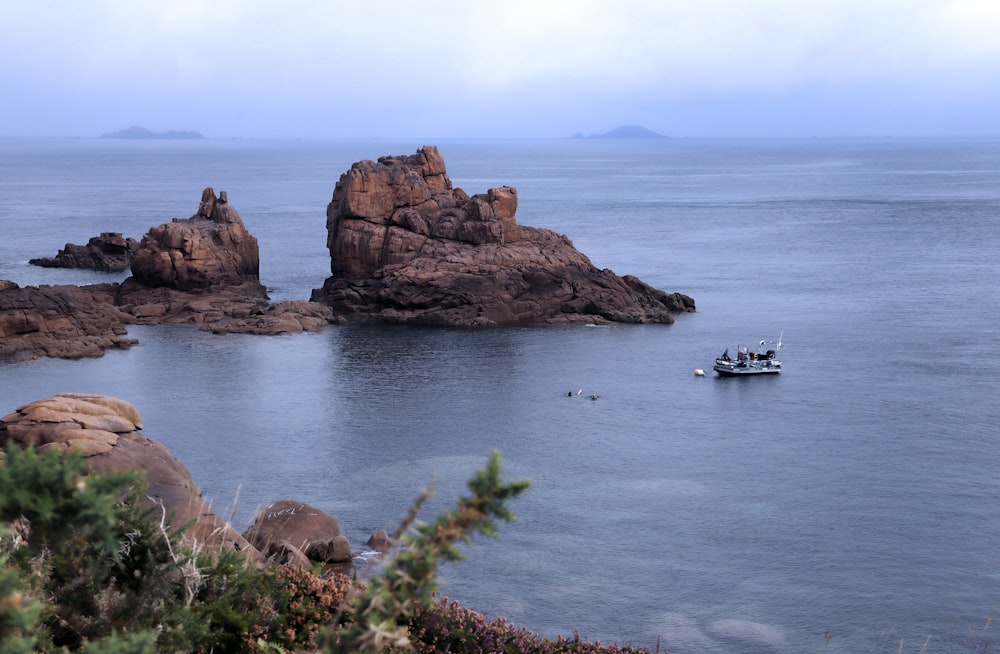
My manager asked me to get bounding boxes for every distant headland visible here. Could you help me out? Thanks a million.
[101,126,205,139]
[571,124,667,139]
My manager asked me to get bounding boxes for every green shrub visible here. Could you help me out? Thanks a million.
[0,546,44,654]
[324,449,531,653]
[0,443,136,559]
[0,443,178,649]
[162,547,279,653]
[1,442,651,653]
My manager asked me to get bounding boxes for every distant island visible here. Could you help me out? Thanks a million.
[101,126,205,140]
[571,124,667,139]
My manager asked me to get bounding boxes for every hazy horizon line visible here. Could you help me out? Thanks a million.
[3,132,999,141]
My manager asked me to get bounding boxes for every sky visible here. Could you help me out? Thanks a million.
[2,0,999,139]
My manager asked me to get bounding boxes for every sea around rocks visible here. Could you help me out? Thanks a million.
[0,188,338,360]
[311,146,694,325]
[0,149,697,573]
[2,146,693,359]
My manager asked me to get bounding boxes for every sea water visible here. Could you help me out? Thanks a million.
[1,137,999,653]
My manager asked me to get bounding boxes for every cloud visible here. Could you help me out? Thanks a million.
[2,0,999,137]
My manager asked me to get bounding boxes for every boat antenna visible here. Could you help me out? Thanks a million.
[777,330,783,350]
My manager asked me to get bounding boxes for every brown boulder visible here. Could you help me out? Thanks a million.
[244,500,349,563]
[366,529,391,553]
[269,541,313,570]
[129,188,264,293]
[0,393,260,561]
[30,232,140,271]
[2,188,341,359]
[115,187,272,326]
[0,283,136,359]
[329,535,352,562]
[311,146,694,325]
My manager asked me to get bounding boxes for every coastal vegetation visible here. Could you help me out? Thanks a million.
[0,444,653,653]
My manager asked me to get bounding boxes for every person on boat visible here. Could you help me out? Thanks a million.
[720,349,731,362]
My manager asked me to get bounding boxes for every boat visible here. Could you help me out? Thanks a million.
[713,335,782,376]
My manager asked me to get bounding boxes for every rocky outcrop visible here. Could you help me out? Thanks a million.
[311,146,694,326]
[366,529,391,553]
[128,188,264,293]
[30,232,139,271]
[2,189,340,359]
[0,394,260,561]
[244,500,352,564]
[205,300,343,335]
[116,188,339,335]
[114,279,271,326]
[0,284,136,360]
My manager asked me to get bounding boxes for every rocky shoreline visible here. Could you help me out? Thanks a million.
[312,146,694,325]
[29,231,139,271]
[0,187,339,360]
[1,146,696,568]
[1,146,693,360]
[0,393,382,569]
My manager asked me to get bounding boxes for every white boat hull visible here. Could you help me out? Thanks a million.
[713,359,781,376]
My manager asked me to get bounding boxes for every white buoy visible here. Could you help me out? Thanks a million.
[693,368,705,376]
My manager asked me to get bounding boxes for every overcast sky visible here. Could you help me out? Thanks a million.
[2,0,998,138]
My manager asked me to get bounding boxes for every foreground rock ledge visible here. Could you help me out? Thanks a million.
[311,145,694,326]
[0,394,373,568]
[0,393,260,561]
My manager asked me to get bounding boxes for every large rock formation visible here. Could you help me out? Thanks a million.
[0,394,260,561]
[30,232,140,271]
[109,186,269,325]
[0,283,136,359]
[2,189,338,359]
[311,146,694,326]
[127,188,264,293]
[116,188,335,332]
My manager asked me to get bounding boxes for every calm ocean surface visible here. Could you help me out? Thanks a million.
[2,137,999,653]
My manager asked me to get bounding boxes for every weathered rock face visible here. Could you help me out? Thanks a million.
[243,500,351,563]
[0,394,260,561]
[311,146,695,326]
[113,187,291,330]
[2,188,340,359]
[129,188,264,293]
[30,232,140,271]
[114,278,271,326]
[0,284,137,360]
[205,300,343,335]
